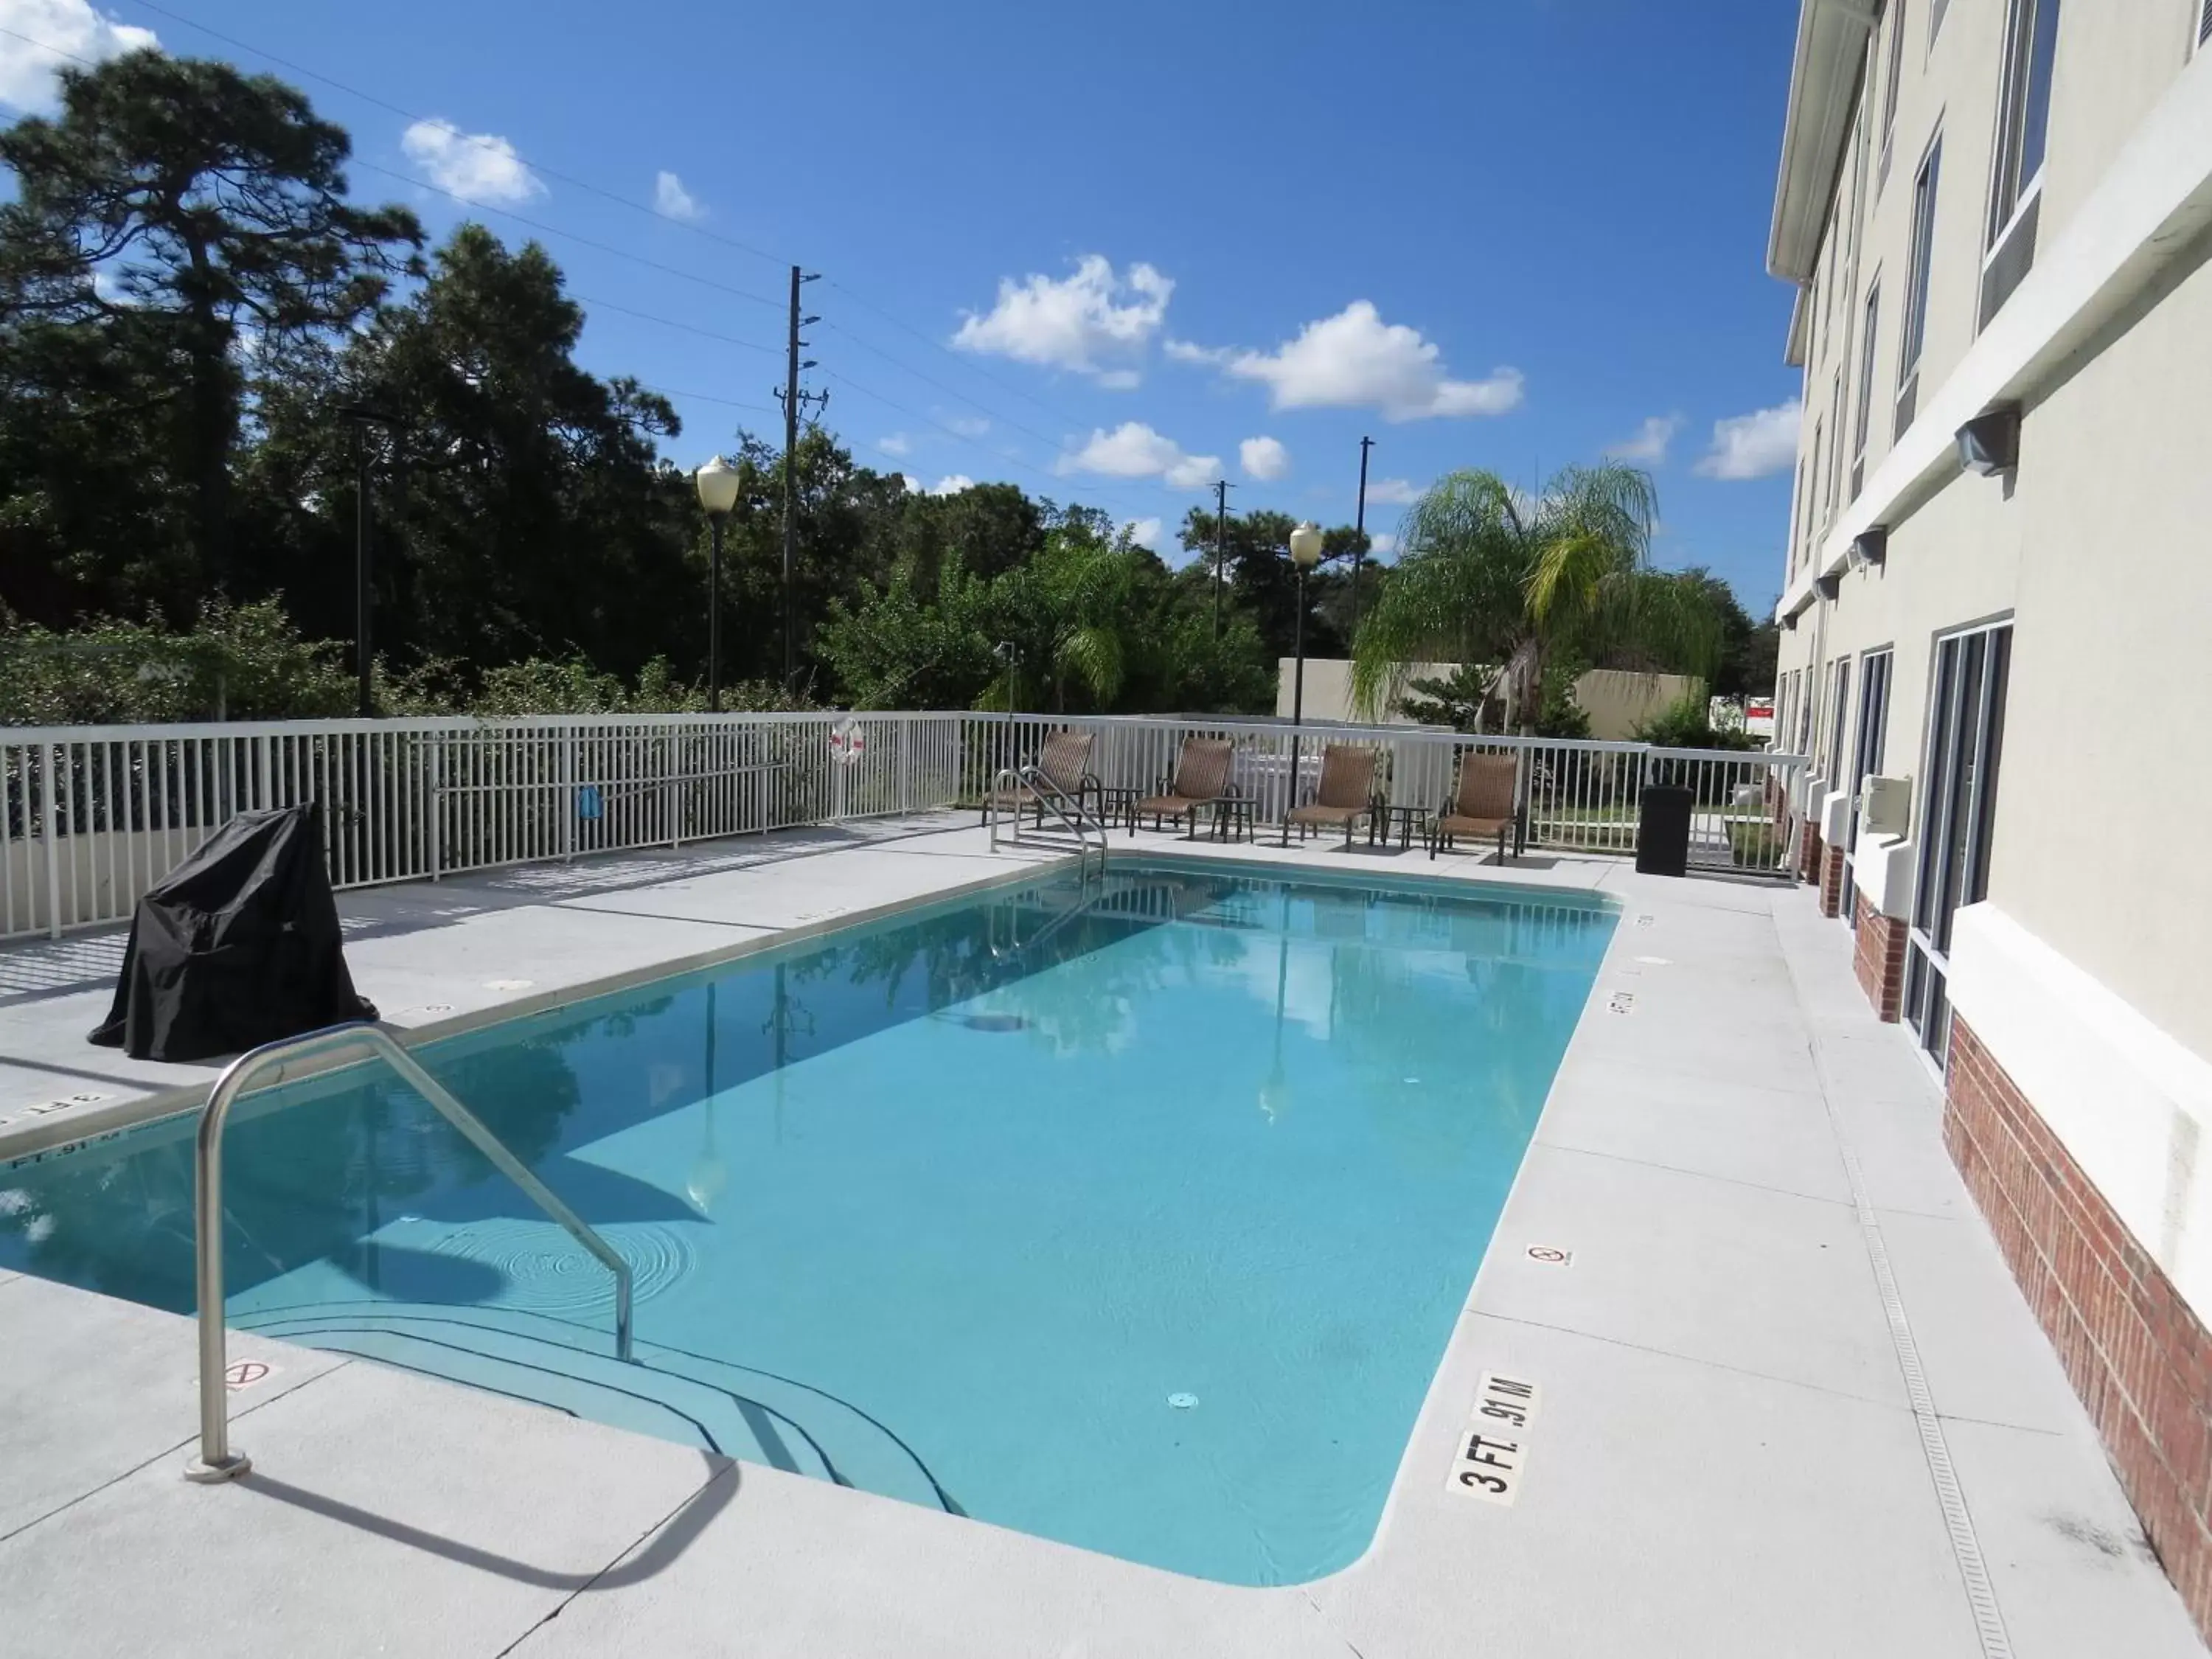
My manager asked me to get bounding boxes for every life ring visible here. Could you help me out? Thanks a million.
[830,717,866,766]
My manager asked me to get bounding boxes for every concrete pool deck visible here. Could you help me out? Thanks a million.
[0,816,2203,1657]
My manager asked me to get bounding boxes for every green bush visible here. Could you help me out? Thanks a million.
[1632,690,1759,753]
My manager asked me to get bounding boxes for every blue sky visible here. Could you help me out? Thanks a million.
[4,0,1806,609]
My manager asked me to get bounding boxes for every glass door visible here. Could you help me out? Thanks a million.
[1904,623,2012,1063]
[1842,649,1893,921]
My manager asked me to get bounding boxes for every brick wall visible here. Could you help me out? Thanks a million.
[1945,1017,2212,1638]
[1799,826,1824,886]
[1852,905,1906,1021]
[1819,844,1846,917]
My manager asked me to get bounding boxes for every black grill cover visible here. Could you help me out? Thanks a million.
[88,801,376,1061]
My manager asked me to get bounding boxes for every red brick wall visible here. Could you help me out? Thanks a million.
[1799,826,1824,886]
[1852,905,1906,1021]
[1819,844,1846,917]
[1945,1017,2212,1638]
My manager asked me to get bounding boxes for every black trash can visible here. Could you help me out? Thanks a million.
[1635,785,1693,877]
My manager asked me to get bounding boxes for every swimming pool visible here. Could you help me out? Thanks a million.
[0,859,1615,1585]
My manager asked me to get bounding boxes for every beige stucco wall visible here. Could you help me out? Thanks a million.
[1275,661,1698,742]
[1983,242,2212,1058]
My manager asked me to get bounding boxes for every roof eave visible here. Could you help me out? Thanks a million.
[1767,0,1879,285]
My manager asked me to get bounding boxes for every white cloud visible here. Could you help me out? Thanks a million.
[1363,476,1421,505]
[1694,398,1803,480]
[0,0,156,111]
[930,474,976,496]
[875,433,912,458]
[945,414,991,437]
[1239,436,1290,482]
[952,255,1172,379]
[900,473,924,494]
[1605,414,1683,465]
[654,170,703,222]
[1057,422,1219,491]
[1366,532,1399,557]
[1164,338,1230,366]
[1096,368,1142,391]
[1123,516,1164,551]
[401,119,545,206]
[1196,302,1523,422]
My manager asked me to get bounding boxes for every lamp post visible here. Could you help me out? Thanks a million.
[1282,521,1325,845]
[695,456,741,713]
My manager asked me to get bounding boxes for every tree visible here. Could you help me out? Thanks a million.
[0,52,421,595]
[1351,464,1725,733]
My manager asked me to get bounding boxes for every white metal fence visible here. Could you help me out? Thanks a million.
[1,711,1805,941]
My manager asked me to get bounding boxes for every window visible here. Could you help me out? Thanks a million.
[1931,0,1951,44]
[1827,372,1846,516]
[1824,658,1853,787]
[1881,0,1909,184]
[2200,0,2211,52]
[1842,649,1894,922]
[1989,0,2059,245]
[1904,623,2012,1065]
[1853,282,1882,484]
[1792,459,1809,573]
[1897,134,1942,427]
[1809,417,1826,535]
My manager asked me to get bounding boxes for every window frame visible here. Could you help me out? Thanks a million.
[1986,0,2060,255]
[1880,0,1910,186]
[1853,276,1882,467]
[1896,128,1943,425]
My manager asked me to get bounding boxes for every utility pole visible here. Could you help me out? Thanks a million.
[1352,435,1374,636]
[776,265,824,695]
[1211,478,1234,639]
[338,403,401,720]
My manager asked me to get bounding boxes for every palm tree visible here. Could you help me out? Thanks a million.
[1349,463,1723,732]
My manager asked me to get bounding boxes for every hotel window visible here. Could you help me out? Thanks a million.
[1809,417,1825,539]
[1982,0,2061,326]
[1853,281,1881,495]
[1842,649,1894,921]
[1896,133,1941,434]
[1905,622,2012,1065]
[1880,0,1908,187]
[2199,0,2211,52]
[1826,371,1845,518]
[1931,0,1951,45]
[1824,658,1853,789]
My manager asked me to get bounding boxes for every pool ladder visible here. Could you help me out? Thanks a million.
[184,1020,633,1484]
[985,764,1107,878]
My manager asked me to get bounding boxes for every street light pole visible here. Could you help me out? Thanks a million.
[337,403,402,720]
[1352,435,1374,636]
[694,456,742,714]
[1282,521,1324,846]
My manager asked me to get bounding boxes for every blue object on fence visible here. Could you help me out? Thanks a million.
[577,785,604,821]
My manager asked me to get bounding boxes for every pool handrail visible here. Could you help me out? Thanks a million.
[185,1020,634,1484]
[985,763,1107,877]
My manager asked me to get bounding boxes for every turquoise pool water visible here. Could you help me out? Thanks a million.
[0,860,1614,1585]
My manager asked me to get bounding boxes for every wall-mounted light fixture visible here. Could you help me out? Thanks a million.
[1848,526,1888,571]
[1815,571,1842,602]
[1955,406,2021,476]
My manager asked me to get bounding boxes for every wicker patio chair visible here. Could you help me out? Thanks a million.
[1429,752,1520,862]
[1130,737,1237,838]
[1284,744,1379,848]
[981,728,1102,828]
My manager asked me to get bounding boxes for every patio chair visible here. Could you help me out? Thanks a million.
[1284,743,1379,848]
[1429,752,1520,862]
[981,728,1102,829]
[1130,737,1237,838]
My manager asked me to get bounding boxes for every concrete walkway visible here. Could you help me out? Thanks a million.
[0,820,2202,1656]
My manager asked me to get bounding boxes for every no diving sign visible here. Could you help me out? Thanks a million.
[223,1360,273,1392]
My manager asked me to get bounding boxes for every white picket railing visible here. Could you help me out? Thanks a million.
[1,711,1806,941]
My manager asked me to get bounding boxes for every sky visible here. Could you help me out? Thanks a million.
[0,0,1807,610]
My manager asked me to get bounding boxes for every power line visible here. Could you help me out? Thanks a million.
[346,157,782,311]
[574,295,780,355]
[634,383,779,418]
[125,3,1131,453]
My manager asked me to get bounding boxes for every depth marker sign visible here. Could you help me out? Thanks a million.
[1447,1371,1542,1505]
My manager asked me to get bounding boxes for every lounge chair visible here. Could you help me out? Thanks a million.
[1429,752,1520,861]
[1130,737,1237,838]
[1284,744,1378,848]
[981,728,1102,828]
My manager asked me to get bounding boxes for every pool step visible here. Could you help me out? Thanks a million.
[232,1300,959,1513]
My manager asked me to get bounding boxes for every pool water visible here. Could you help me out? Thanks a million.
[0,860,1615,1585]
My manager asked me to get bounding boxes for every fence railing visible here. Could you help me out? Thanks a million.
[1,711,1805,941]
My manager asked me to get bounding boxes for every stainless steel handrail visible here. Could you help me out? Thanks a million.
[185,1021,633,1484]
[986,764,1107,877]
